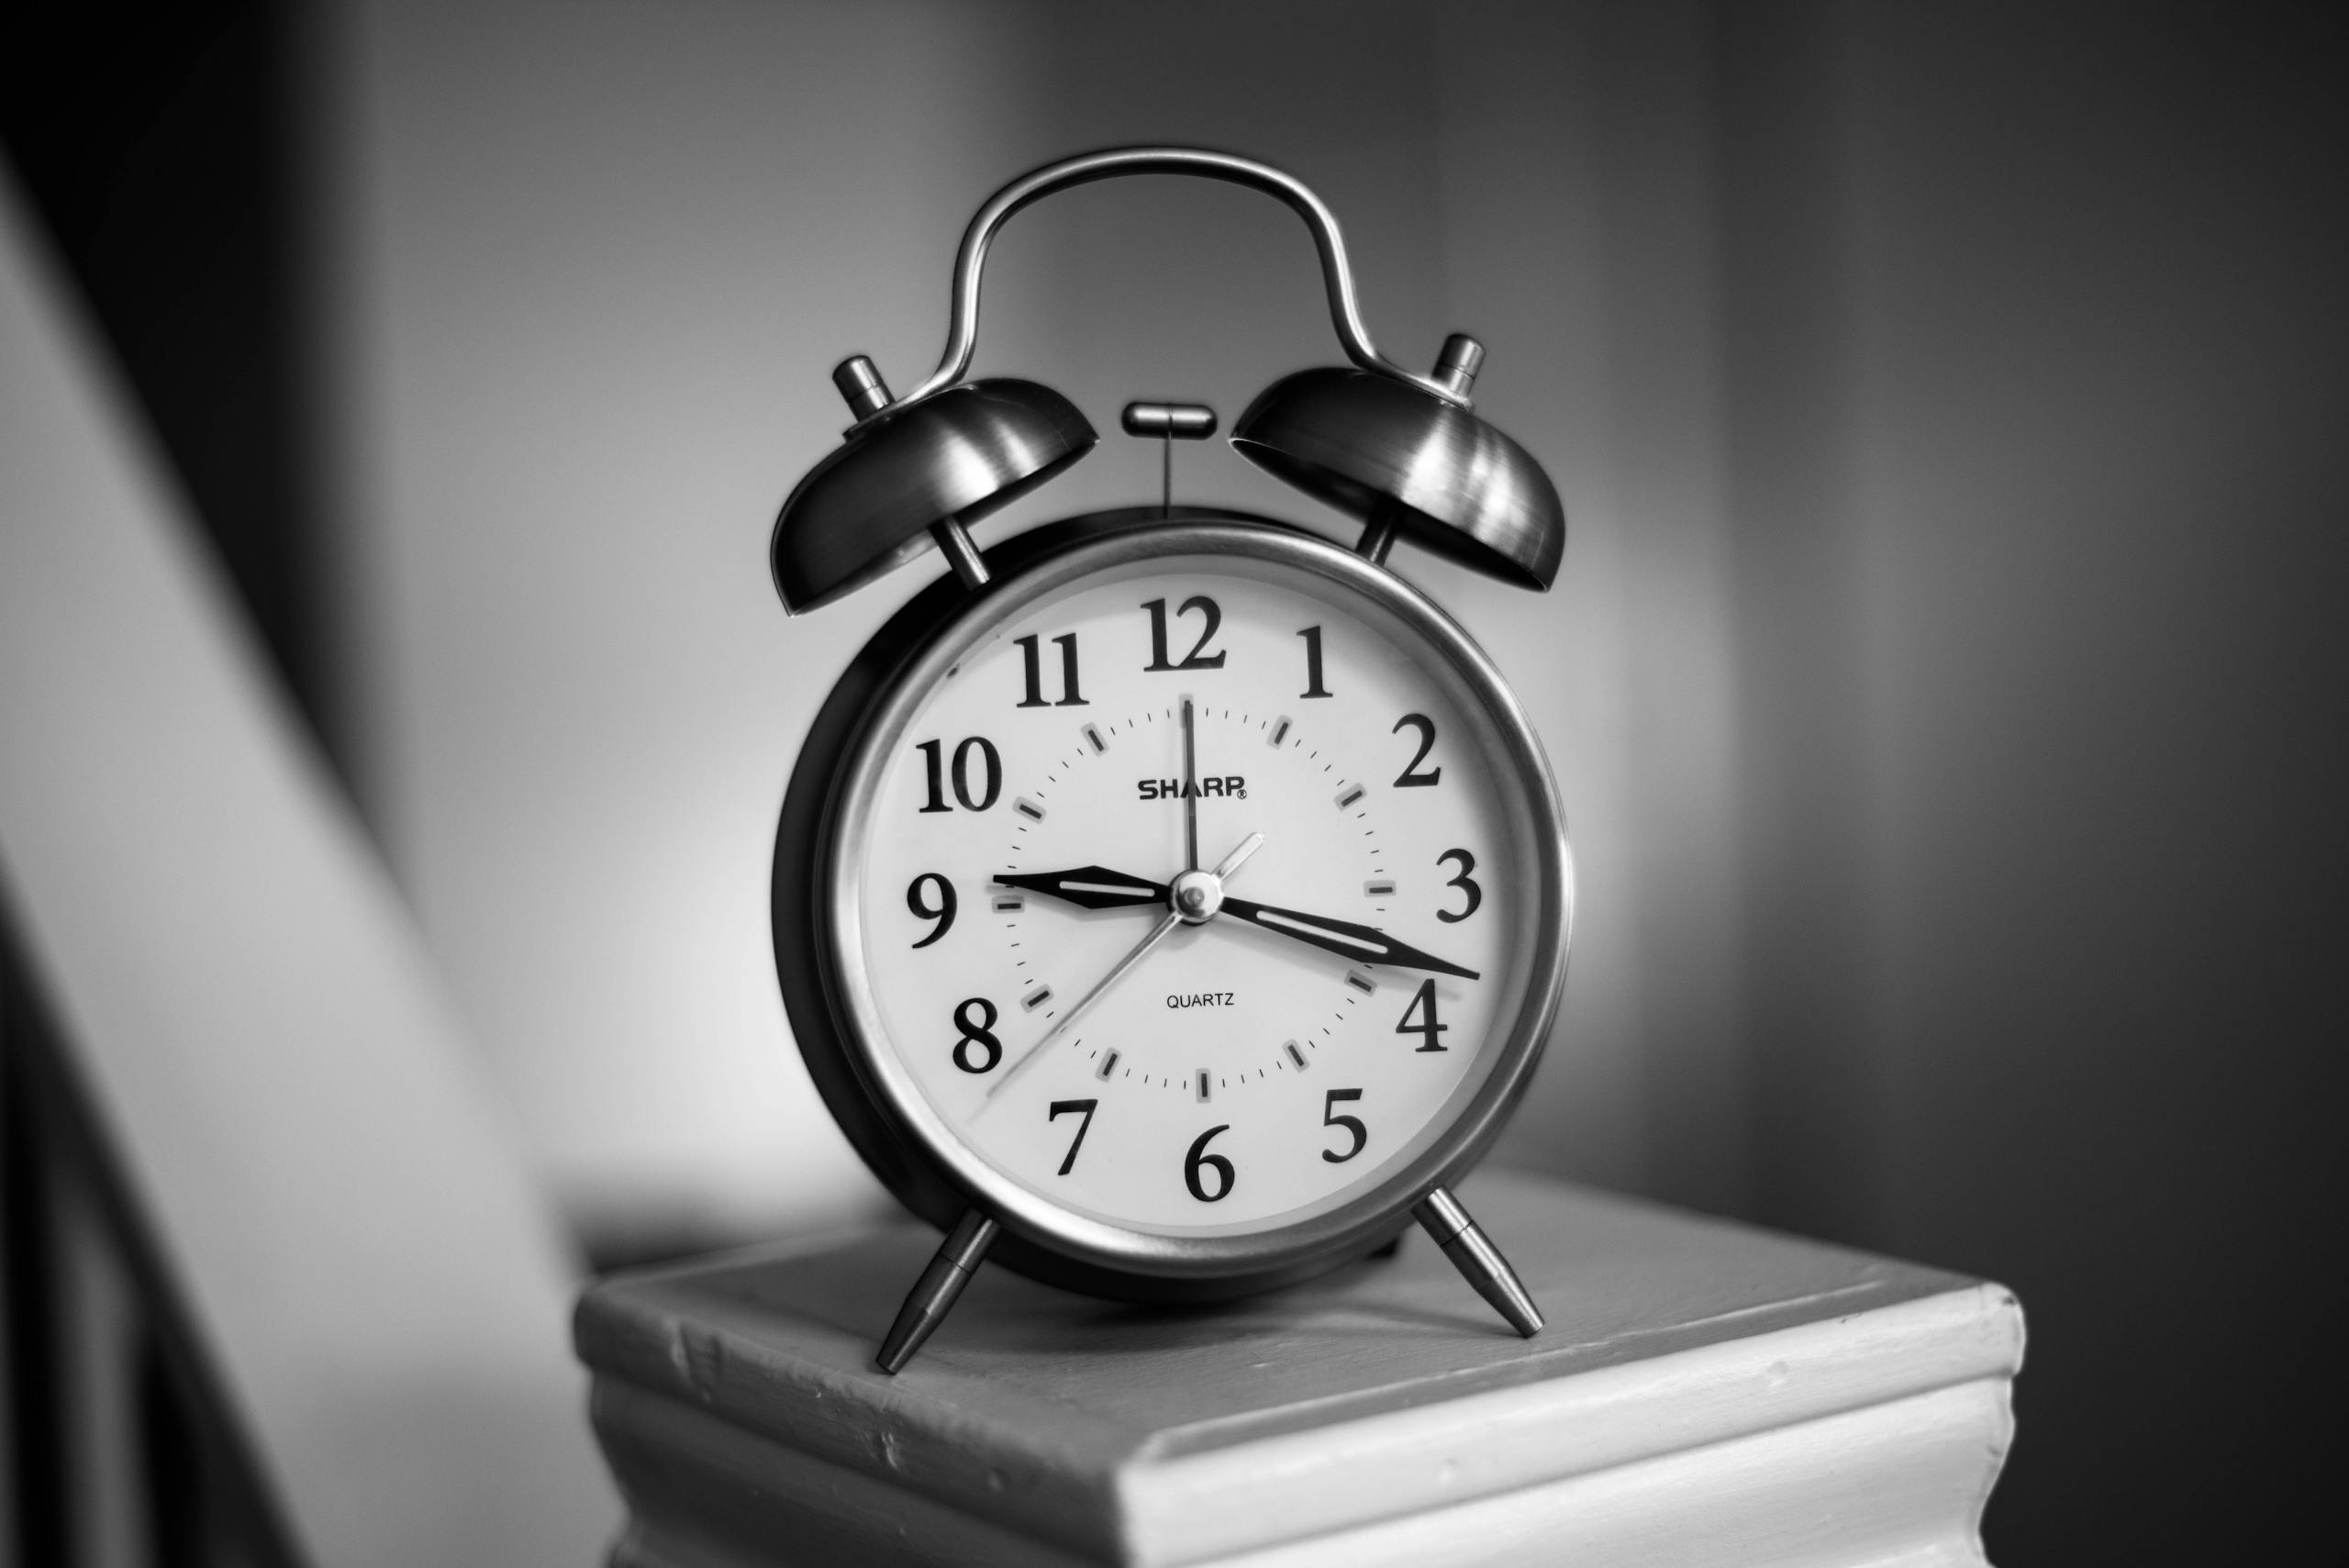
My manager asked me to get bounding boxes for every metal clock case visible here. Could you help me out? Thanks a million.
[765,148,1574,1373]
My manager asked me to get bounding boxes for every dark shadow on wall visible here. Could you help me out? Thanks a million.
[0,3,340,782]
[1713,4,2349,1561]
[3,906,306,1566]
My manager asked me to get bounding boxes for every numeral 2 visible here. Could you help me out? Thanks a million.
[1016,633,1087,707]
[1144,596,1227,671]
[1392,714,1442,787]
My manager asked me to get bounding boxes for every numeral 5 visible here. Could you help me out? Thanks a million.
[1321,1089,1367,1162]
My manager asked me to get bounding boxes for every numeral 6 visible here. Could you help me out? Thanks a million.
[1184,1124,1235,1202]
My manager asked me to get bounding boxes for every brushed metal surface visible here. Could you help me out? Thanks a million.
[1233,367,1565,591]
[891,147,1464,413]
[769,147,1566,612]
[768,379,1096,613]
[1119,402,1219,439]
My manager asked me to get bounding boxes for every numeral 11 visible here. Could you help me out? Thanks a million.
[1016,633,1087,707]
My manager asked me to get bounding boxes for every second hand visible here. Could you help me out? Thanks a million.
[980,829,1263,1107]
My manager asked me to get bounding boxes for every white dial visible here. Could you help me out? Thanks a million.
[836,542,1553,1242]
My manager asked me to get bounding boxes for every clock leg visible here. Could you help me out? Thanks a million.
[876,1207,999,1373]
[1413,1186,1543,1338]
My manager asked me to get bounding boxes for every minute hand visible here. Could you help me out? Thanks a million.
[1217,896,1480,980]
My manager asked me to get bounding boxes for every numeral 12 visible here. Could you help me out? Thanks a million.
[1143,596,1227,671]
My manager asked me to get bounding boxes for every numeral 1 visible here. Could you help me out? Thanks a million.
[1297,625,1333,698]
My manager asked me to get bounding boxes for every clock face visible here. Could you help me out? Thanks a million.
[829,527,1564,1258]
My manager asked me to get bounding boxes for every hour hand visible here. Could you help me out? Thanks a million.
[1217,895,1481,980]
[993,866,1168,910]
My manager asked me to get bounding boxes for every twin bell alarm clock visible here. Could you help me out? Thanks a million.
[767,148,1573,1373]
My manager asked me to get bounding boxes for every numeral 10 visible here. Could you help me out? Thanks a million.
[917,737,1000,812]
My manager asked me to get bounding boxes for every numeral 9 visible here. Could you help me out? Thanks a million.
[907,873,956,948]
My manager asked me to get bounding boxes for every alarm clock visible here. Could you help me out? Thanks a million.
[768,149,1572,1373]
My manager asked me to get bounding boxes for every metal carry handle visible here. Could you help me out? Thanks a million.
[887,146,1464,414]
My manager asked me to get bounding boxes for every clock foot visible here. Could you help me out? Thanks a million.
[876,1207,999,1373]
[1367,1234,1403,1261]
[1413,1186,1542,1338]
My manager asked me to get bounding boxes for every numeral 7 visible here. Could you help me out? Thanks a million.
[1049,1098,1099,1175]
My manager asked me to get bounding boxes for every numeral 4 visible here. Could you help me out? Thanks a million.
[1396,979,1449,1051]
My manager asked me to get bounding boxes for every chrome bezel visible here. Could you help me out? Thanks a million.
[821,522,1571,1278]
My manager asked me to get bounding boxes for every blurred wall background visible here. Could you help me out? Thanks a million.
[5,0,2343,1562]
[316,0,1754,1260]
